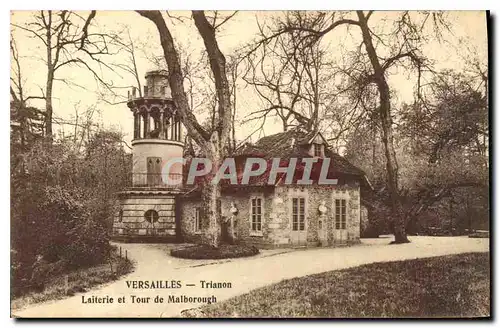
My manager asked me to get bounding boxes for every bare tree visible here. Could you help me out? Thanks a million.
[255,11,451,243]
[12,10,116,142]
[137,10,234,247]
[242,20,322,131]
[242,12,368,149]
[110,27,143,99]
[10,36,46,148]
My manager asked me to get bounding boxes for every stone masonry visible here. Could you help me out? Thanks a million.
[180,182,361,248]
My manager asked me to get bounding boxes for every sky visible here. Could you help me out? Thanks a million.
[10,10,488,150]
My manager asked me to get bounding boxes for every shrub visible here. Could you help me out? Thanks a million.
[11,131,130,297]
[11,184,112,295]
[170,244,259,260]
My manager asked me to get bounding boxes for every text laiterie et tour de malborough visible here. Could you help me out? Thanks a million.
[81,280,231,305]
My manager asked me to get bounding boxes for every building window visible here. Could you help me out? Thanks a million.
[292,197,306,231]
[335,199,347,230]
[251,198,262,232]
[195,208,202,233]
[118,209,123,223]
[313,143,322,157]
[144,209,159,223]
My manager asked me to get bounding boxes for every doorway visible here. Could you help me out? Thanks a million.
[318,217,328,246]
[290,197,307,246]
[333,198,348,244]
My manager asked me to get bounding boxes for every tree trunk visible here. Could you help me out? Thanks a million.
[200,175,221,247]
[45,71,54,142]
[356,11,409,244]
[192,11,232,247]
[201,132,223,247]
[371,122,376,177]
[44,11,54,143]
[45,28,54,142]
[138,11,234,248]
[192,11,232,152]
[392,204,408,243]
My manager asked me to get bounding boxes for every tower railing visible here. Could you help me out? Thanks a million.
[129,173,183,188]
[127,85,171,101]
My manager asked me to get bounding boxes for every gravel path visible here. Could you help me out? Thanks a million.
[13,236,489,318]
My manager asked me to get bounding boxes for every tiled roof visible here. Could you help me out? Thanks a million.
[181,128,370,194]
[233,142,266,157]
[234,128,366,177]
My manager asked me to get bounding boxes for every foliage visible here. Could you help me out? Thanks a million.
[11,129,130,295]
[345,68,488,235]
[399,70,488,163]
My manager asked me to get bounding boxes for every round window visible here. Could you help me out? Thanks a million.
[144,210,159,223]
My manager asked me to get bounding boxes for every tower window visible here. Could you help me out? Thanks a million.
[144,210,159,223]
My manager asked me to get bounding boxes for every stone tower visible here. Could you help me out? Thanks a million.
[112,70,184,242]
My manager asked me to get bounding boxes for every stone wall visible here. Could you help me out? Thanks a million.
[266,184,361,247]
[180,189,274,248]
[180,183,361,248]
[113,194,178,238]
[179,197,203,244]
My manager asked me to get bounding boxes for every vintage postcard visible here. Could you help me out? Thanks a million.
[10,10,490,318]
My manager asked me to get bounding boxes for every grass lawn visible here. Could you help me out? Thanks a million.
[193,252,490,318]
[11,252,133,311]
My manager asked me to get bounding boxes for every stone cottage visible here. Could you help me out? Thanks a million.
[180,129,372,248]
[112,70,370,248]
